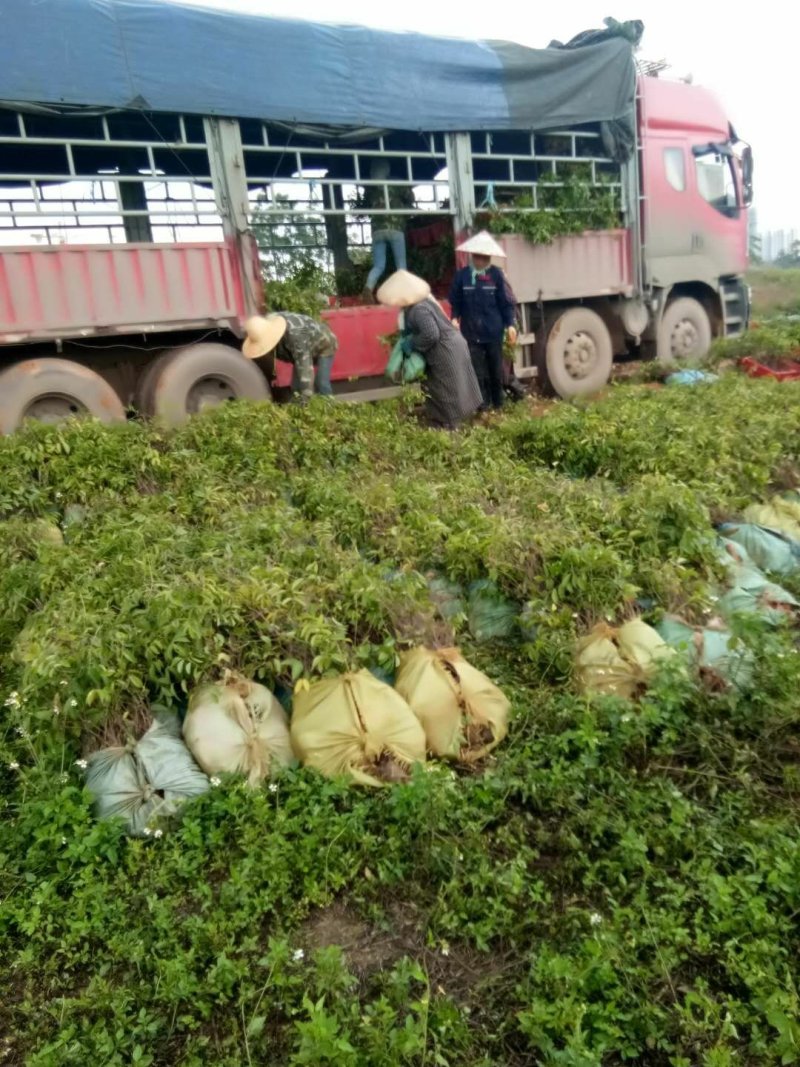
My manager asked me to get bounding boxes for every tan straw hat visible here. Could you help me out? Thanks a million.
[375,270,431,308]
[241,314,287,359]
[456,230,507,258]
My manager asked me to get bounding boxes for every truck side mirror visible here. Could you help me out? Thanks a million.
[741,145,754,207]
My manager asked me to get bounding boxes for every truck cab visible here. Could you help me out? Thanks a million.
[640,77,751,357]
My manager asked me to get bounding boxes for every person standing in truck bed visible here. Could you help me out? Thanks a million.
[449,231,518,411]
[241,313,337,400]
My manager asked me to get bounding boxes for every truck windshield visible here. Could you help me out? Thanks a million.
[694,149,739,217]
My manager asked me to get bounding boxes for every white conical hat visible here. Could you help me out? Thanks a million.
[456,230,507,258]
[376,270,431,308]
[241,314,287,359]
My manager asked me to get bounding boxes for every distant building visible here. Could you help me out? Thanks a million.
[762,229,799,262]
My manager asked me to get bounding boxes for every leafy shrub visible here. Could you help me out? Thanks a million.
[3,373,800,1063]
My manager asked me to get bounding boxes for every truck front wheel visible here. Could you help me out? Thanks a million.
[538,307,613,398]
[657,297,712,363]
[137,343,271,426]
[0,358,126,435]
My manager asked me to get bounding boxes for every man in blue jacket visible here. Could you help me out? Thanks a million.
[449,231,518,410]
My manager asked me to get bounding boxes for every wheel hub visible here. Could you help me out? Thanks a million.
[186,376,238,414]
[563,331,597,380]
[670,318,699,359]
[23,394,86,425]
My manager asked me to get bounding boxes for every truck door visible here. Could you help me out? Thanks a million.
[643,136,695,287]
[690,144,747,280]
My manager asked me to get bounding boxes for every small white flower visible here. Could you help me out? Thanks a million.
[61,836,67,845]
[292,948,305,962]
[8,761,19,771]
[268,783,278,794]
[55,492,63,500]
[589,912,603,927]
[60,680,68,688]
[75,758,88,770]
[4,692,20,709]
[621,714,632,724]
[15,726,27,738]
[142,827,152,836]
[440,941,450,957]
[68,698,78,709]
[210,776,221,787]
[59,773,68,784]
[153,829,163,839]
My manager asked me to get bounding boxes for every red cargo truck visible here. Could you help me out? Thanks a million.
[0,4,751,431]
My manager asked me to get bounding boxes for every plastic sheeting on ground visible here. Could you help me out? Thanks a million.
[394,647,510,763]
[86,716,209,836]
[183,674,293,786]
[291,670,426,787]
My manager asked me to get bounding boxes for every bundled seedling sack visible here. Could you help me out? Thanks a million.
[467,580,517,642]
[576,619,674,699]
[656,615,753,689]
[86,716,208,836]
[291,670,426,787]
[716,567,798,625]
[744,495,800,542]
[426,573,466,621]
[394,646,510,763]
[184,673,293,786]
[719,522,800,577]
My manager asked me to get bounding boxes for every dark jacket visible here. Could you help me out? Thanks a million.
[449,264,516,344]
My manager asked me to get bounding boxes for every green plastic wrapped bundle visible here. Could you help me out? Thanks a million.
[716,567,798,625]
[720,523,800,577]
[467,580,517,642]
[656,616,754,689]
[86,716,208,837]
[426,573,466,621]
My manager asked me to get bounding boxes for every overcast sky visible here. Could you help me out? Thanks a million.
[184,0,795,233]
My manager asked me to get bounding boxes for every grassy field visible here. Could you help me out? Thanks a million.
[3,373,800,1065]
[748,267,800,319]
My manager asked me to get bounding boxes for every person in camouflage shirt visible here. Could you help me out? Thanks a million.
[272,312,338,400]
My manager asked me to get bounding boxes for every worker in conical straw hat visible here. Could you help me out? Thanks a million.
[241,312,338,401]
[375,269,431,308]
[376,270,482,430]
[450,231,520,411]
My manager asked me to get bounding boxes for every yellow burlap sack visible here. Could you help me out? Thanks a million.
[576,620,674,699]
[291,670,426,787]
[184,672,293,787]
[394,647,510,763]
[744,499,800,542]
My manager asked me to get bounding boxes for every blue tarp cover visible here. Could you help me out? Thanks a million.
[0,0,636,132]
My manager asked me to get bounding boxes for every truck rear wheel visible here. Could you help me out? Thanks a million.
[0,358,126,435]
[657,297,712,363]
[138,343,271,426]
[538,307,613,398]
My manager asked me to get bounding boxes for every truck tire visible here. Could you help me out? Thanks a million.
[140,343,271,426]
[538,307,613,398]
[657,297,712,363]
[0,358,126,435]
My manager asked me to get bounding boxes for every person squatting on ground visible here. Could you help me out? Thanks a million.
[377,269,482,430]
[449,231,519,410]
[242,312,337,401]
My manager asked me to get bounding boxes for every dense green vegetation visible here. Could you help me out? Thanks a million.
[3,373,800,1065]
